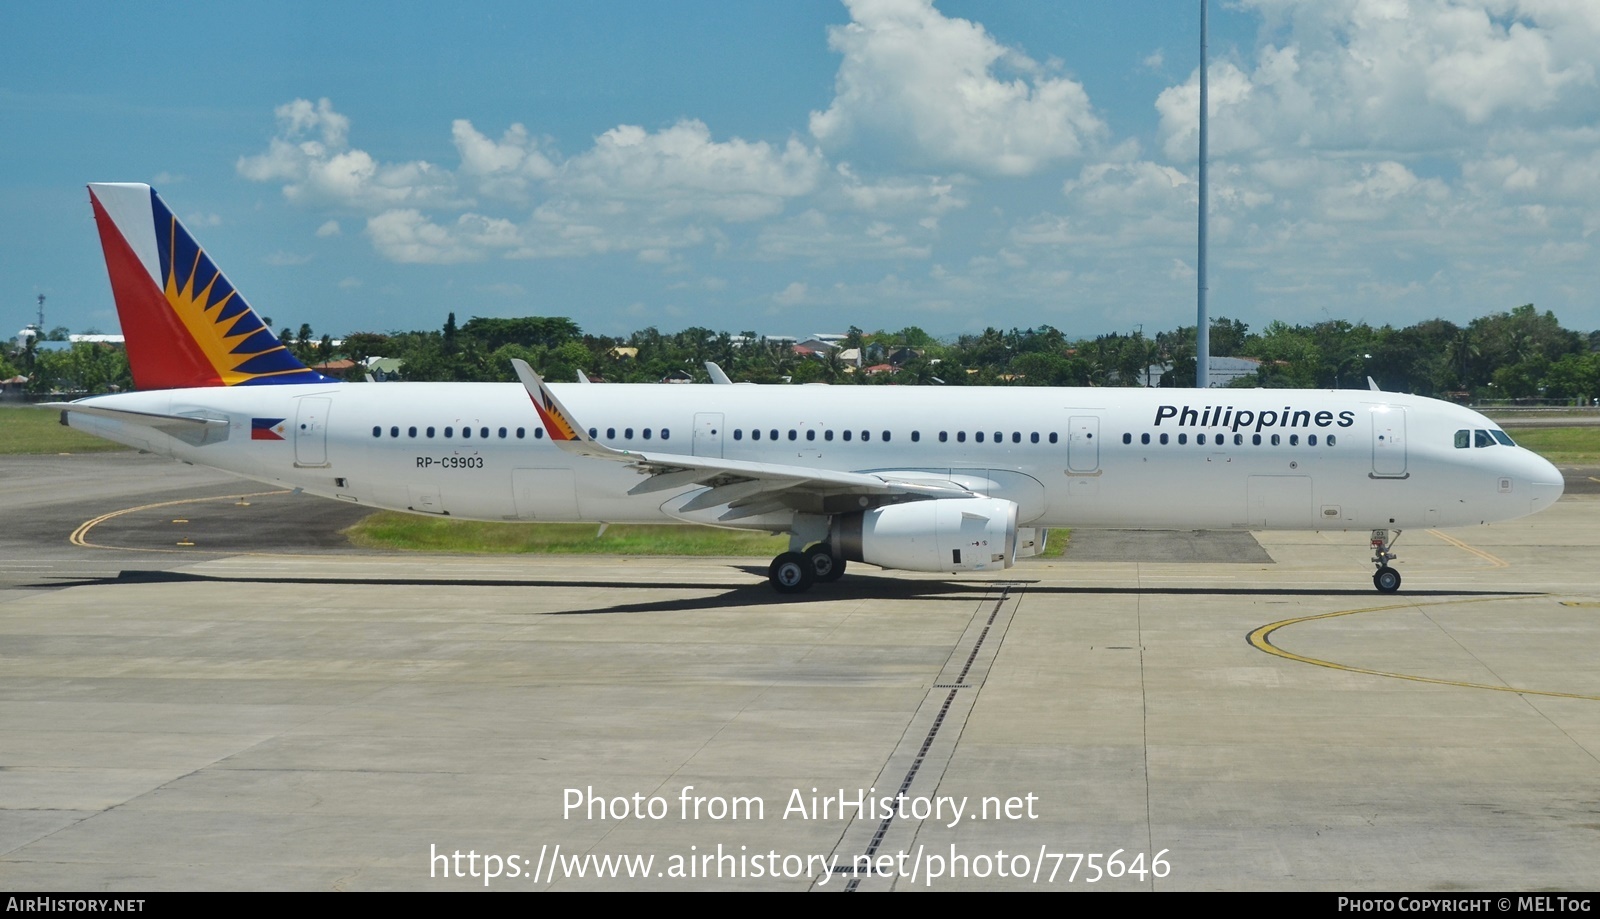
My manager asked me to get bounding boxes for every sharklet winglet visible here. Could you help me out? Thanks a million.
[511,359,616,459]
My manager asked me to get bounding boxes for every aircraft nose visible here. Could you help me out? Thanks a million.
[1527,454,1564,513]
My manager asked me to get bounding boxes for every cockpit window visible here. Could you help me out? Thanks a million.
[1474,429,1495,448]
[1455,429,1470,449]
[1491,430,1516,447]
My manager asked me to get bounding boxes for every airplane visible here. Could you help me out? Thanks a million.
[46,183,1565,594]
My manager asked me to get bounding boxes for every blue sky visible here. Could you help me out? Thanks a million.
[4,1,1597,343]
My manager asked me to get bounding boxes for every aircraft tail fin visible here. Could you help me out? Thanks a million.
[87,183,336,390]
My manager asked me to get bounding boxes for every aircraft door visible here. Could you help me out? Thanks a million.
[693,413,724,458]
[512,468,579,519]
[1371,408,1407,477]
[1067,415,1100,473]
[1247,475,1313,528]
[295,397,331,467]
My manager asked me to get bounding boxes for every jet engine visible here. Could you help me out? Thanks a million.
[836,497,1018,573]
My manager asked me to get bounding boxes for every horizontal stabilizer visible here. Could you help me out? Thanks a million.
[42,401,228,433]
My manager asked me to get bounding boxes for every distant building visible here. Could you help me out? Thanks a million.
[1140,356,1261,388]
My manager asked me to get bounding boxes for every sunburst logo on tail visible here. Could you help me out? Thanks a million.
[151,195,332,386]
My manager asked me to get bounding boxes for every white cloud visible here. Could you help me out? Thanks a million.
[238,99,461,211]
[809,0,1107,176]
[451,120,557,202]
[365,210,520,264]
[1157,0,1599,161]
[773,281,809,305]
[830,163,966,216]
[561,120,823,221]
[315,220,341,237]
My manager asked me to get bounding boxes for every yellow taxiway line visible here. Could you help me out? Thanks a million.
[1427,529,1510,568]
[70,490,290,551]
[1248,595,1600,701]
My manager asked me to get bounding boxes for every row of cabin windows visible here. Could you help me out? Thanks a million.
[1123,431,1339,447]
[373,425,544,440]
[592,427,670,441]
[371,425,677,441]
[732,429,1065,445]
[369,424,1074,445]
[1455,428,1515,448]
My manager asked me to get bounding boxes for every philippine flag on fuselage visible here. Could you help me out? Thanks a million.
[251,417,287,441]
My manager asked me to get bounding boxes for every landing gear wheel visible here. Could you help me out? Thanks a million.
[1373,566,1401,593]
[805,544,846,582]
[769,551,815,594]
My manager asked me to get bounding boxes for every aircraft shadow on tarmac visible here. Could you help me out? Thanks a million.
[29,568,1539,617]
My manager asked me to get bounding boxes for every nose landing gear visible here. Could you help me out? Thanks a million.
[1370,528,1402,593]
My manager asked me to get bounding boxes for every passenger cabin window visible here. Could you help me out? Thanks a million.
[1178,433,1188,445]
[534,428,543,439]
[1031,432,1040,444]
[1049,433,1059,444]
[1123,433,1132,444]
[1159,433,1169,445]
[911,431,920,443]
[1141,433,1151,445]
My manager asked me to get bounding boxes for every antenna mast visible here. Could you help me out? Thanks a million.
[1196,0,1210,389]
[36,294,45,331]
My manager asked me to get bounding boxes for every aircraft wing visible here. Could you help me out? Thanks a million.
[511,359,976,520]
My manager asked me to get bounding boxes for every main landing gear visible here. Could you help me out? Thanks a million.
[767,543,846,594]
[1370,528,1402,593]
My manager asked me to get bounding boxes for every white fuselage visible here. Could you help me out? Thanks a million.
[64,382,1563,533]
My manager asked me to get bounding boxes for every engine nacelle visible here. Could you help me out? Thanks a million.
[837,498,1019,573]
